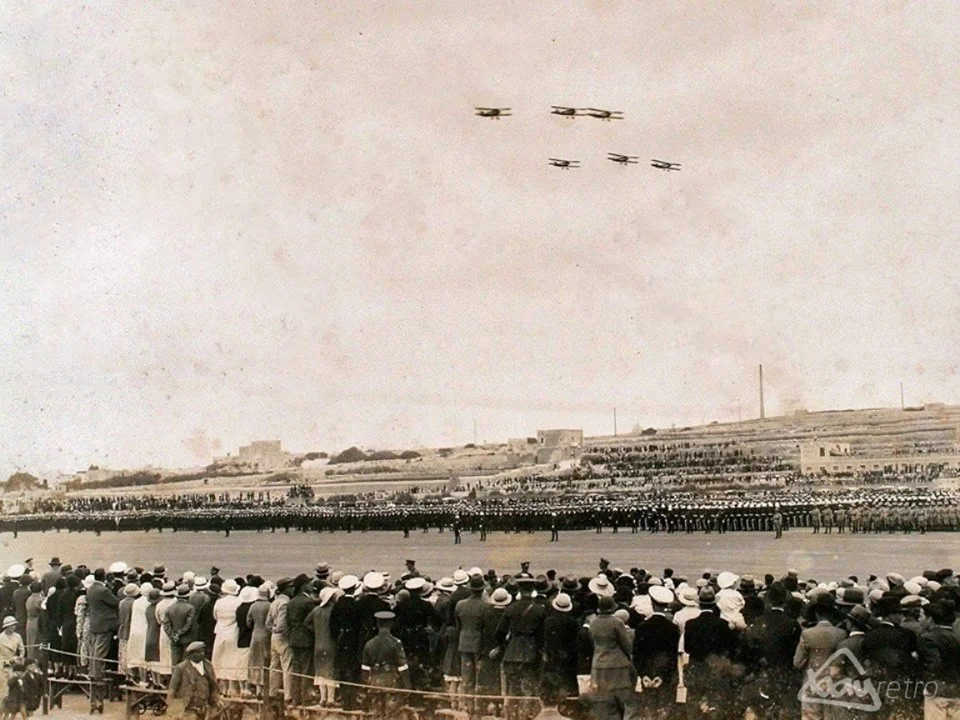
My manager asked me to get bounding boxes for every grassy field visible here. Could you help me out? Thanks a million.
[4,527,958,583]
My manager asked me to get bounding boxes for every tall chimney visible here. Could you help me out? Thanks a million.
[759,364,765,420]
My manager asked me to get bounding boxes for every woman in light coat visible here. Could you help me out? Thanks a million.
[245,584,272,698]
[212,580,245,696]
[126,583,153,683]
[305,587,340,706]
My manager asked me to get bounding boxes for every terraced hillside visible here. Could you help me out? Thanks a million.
[586,404,960,469]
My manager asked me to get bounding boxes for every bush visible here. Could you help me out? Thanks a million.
[329,446,368,464]
[641,427,658,436]
[399,450,421,460]
[367,450,399,461]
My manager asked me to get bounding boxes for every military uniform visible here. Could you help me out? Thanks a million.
[361,612,409,719]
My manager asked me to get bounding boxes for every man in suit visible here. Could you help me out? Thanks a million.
[168,641,220,720]
[920,601,960,717]
[496,577,546,720]
[392,578,438,691]
[41,558,62,593]
[795,593,847,720]
[633,585,680,716]
[86,568,120,711]
[739,582,802,717]
[164,585,198,666]
[685,587,740,718]
[455,575,487,708]
[862,595,922,717]
[286,574,316,706]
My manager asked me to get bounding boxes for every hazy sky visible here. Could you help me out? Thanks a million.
[2,2,958,475]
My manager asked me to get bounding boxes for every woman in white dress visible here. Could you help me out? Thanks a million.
[212,579,245,696]
[126,582,153,683]
[154,583,177,680]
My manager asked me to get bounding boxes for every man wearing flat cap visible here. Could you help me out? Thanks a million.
[361,611,409,719]
[168,641,220,720]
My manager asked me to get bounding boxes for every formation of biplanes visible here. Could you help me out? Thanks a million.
[474,105,681,171]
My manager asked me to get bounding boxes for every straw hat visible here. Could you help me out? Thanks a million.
[2,616,17,630]
[588,575,614,597]
[551,593,573,613]
[490,588,512,607]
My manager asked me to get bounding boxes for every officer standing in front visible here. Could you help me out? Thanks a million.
[361,611,410,719]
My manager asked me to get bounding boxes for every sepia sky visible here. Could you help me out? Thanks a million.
[2,2,958,475]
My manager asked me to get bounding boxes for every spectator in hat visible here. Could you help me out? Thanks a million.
[266,577,295,704]
[305,587,340,706]
[633,585,679,714]
[164,585,197,668]
[285,574,315,705]
[392,578,437,691]
[167,641,220,719]
[330,575,363,710]
[117,583,139,677]
[245,585,272,699]
[478,588,510,703]
[739,582,801,717]
[0,618,25,709]
[455,575,487,708]
[41,559,62,594]
[361,611,409,719]
[496,578,547,720]
[588,596,638,720]
[23,583,42,662]
[920,601,960,716]
[795,594,847,719]
[543,593,579,696]
[685,588,740,718]
[86,568,119,710]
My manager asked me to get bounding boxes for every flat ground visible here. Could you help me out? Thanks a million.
[4,528,958,582]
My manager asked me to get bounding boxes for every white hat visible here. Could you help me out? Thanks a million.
[677,587,700,607]
[718,572,739,590]
[83,575,95,589]
[2,616,16,629]
[588,576,614,597]
[123,583,140,598]
[5,564,25,579]
[551,593,573,613]
[436,578,456,593]
[182,571,196,583]
[338,574,360,593]
[405,577,426,592]
[221,579,240,596]
[319,587,339,607]
[468,567,483,577]
[649,586,675,605]
[109,561,128,574]
[453,570,469,586]
[363,572,385,591]
[903,581,923,596]
[139,582,154,595]
[194,576,208,589]
[239,586,259,604]
[490,588,512,607]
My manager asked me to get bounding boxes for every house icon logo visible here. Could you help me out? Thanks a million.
[798,648,883,712]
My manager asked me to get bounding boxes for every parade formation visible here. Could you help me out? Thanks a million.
[3,484,960,539]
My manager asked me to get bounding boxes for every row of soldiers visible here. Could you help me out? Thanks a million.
[4,489,960,538]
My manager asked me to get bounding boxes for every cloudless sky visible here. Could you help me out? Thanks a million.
[1,2,958,475]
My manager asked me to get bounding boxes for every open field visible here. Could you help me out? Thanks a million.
[3,528,958,582]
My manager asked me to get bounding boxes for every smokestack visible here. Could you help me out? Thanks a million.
[759,364,765,420]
